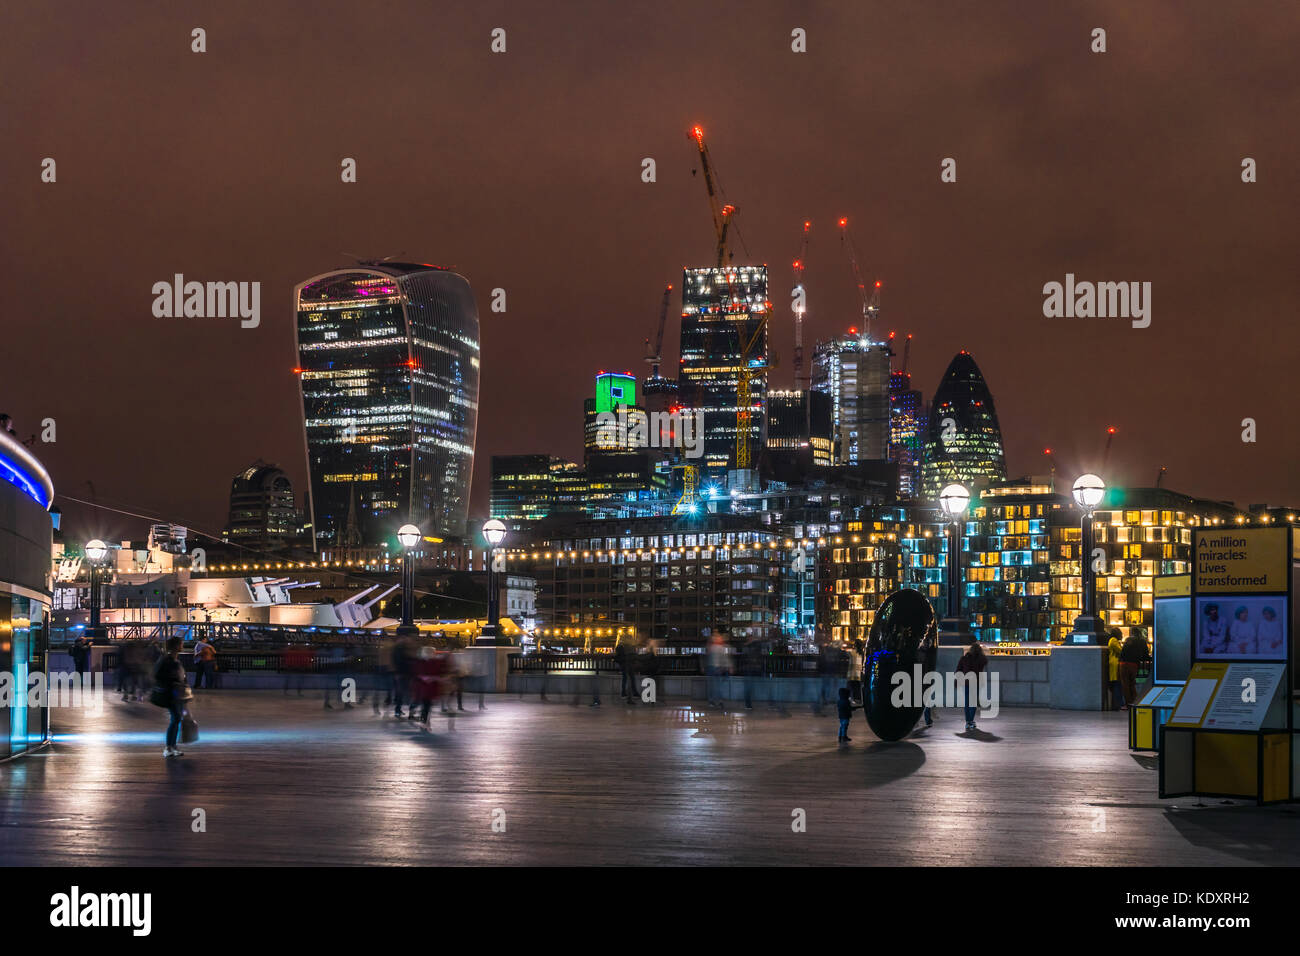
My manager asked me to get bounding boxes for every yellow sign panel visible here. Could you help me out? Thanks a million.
[1166,662,1228,727]
[1154,575,1190,598]
[1194,527,1288,593]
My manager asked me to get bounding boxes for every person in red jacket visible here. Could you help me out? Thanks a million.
[955,641,988,731]
[412,646,443,728]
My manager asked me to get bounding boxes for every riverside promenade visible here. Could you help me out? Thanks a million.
[2,691,1294,866]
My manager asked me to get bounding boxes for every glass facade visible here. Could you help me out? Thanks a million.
[920,350,1006,502]
[889,370,924,497]
[678,266,769,476]
[294,265,480,547]
[811,333,892,465]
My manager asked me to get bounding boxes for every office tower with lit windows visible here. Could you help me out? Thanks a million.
[583,371,647,462]
[920,350,1006,502]
[293,263,480,548]
[765,389,833,467]
[811,331,893,466]
[889,370,924,497]
[224,461,302,552]
[677,265,769,477]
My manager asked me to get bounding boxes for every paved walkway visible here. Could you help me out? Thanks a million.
[2,691,1295,866]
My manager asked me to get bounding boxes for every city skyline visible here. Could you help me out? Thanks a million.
[5,1,1297,544]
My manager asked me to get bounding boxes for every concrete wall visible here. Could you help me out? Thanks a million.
[58,645,1112,710]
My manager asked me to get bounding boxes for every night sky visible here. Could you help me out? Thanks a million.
[4,0,1297,545]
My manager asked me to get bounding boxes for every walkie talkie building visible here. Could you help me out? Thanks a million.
[293,263,480,548]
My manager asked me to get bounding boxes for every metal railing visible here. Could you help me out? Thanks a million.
[508,653,846,677]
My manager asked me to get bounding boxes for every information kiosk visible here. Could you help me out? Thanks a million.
[1130,575,1190,750]
[1158,526,1296,804]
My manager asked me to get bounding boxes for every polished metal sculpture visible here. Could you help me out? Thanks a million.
[863,588,939,741]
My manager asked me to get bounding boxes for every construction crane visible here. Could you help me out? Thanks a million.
[838,217,879,339]
[1102,426,1117,471]
[688,125,736,268]
[1155,465,1167,489]
[687,124,765,477]
[792,219,811,389]
[1043,447,1058,481]
[642,284,674,378]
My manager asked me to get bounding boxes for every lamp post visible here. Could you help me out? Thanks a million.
[937,483,972,645]
[1070,473,1107,644]
[479,518,507,646]
[85,539,108,643]
[396,524,421,637]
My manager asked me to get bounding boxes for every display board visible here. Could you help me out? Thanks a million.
[1154,575,1191,683]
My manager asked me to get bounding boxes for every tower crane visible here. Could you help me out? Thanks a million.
[1155,465,1167,489]
[792,219,811,389]
[643,284,674,378]
[688,125,736,268]
[1102,426,1117,471]
[838,217,879,339]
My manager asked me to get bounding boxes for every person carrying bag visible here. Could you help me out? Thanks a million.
[151,635,196,758]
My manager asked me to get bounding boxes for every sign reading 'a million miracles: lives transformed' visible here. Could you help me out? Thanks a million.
[1194,527,1289,593]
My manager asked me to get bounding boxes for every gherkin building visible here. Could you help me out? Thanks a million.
[920,350,1006,502]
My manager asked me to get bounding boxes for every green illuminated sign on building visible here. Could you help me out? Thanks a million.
[595,373,637,414]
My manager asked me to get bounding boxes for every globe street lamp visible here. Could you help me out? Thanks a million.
[1071,473,1107,644]
[84,539,109,643]
[396,524,421,637]
[937,483,972,645]
[479,518,507,646]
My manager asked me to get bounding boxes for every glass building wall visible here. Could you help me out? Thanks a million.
[294,264,480,547]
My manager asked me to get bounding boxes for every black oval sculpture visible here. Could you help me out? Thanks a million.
[863,588,938,741]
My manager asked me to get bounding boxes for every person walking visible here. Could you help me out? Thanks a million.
[705,634,731,708]
[70,636,88,676]
[1106,628,1126,711]
[615,636,636,702]
[1119,628,1150,710]
[956,641,988,732]
[391,633,414,717]
[151,635,193,758]
[847,640,864,704]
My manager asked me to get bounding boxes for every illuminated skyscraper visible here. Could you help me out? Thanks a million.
[889,369,924,497]
[293,263,480,548]
[677,265,769,477]
[920,350,1006,501]
[811,331,892,465]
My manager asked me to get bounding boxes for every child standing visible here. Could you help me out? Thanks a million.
[836,686,860,742]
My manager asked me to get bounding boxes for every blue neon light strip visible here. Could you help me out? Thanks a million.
[0,432,54,509]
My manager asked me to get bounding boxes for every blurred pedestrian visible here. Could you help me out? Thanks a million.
[413,646,441,729]
[392,632,415,717]
[150,635,192,758]
[70,635,88,675]
[615,636,637,702]
[371,637,394,715]
[848,640,864,704]
[705,634,730,708]
[282,643,310,696]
